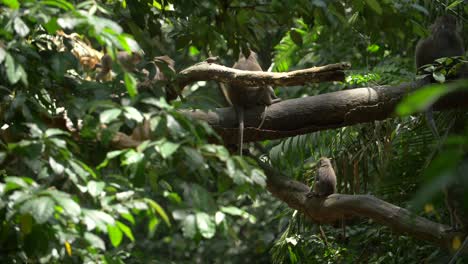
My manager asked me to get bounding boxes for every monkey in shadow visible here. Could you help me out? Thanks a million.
[415,14,466,138]
[224,50,280,156]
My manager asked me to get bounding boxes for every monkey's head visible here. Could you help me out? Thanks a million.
[318,157,332,168]
[431,15,458,34]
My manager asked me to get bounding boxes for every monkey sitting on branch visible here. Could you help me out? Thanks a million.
[224,50,281,156]
[307,157,337,198]
[415,14,466,138]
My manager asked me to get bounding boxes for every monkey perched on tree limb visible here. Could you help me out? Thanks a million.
[307,157,337,198]
[224,50,280,156]
[415,15,466,138]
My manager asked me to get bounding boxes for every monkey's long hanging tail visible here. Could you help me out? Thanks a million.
[236,106,244,156]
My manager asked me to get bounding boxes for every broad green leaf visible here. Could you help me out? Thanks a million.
[45,128,69,138]
[123,106,143,123]
[99,109,122,124]
[13,17,30,37]
[20,196,55,224]
[156,140,180,159]
[121,213,135,225]
[181,214,196,238]
[20,214,32,234]
[196,212,215,239]
[84,232,106,250]
[2,0,19,9]
[116,221,135,242]
[55,196,81,217]
[396,84,452,116]
[107,224,123,247]
[365,0,382,14]
[122,150,144,165]
[49,157,65,175]
[84,210,115,231]
[87,180,105,197]
[124,73,137,97]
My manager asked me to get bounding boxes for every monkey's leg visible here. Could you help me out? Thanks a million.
[448,235,468,264]
[425,107,440,139]
[235,106,244,156]
[318,225,329,247]
[257,105,268,129]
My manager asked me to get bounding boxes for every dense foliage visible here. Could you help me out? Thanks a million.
[0,0,467,263]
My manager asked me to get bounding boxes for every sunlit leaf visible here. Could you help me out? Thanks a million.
[108,224,123,247]
[196,212,215,239]
[20,196,55,224]
[99,108,122,124]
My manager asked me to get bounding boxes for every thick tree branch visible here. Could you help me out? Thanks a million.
[177,61,350,88]
[256,159,465,251]
[183,80,468,144]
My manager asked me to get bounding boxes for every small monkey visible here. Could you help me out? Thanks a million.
[96,51,142,81]
[307,157,337,197]
[415,15,466,138]
[225,50,280,156]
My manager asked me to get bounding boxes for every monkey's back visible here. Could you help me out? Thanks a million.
[227,56,272,107]
[415,28,465,69]
[313,166,337,197]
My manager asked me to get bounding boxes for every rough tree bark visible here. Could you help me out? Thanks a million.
[257,158,466,252]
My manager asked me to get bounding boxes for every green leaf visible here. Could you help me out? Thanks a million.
[123,106,143,123]
[365,0,382,15]
[20,214,32,234]
[121,213,135,225]
[20,196,55,224]
[181,214,196,238]
[395,84,452,116]
[446,0,464,10]
[84,210,115,231]
[289,29,303,47]
[122,150,144,165]
[107,224,123,247]
[55,196,81,217]
[145,198,170,227]
[41,0,75,11]
[156,140,180,159]
[45,128,69,138]
[2,0,19,9]
[196,212,215,239]
[433,72,445,83]
[99,109,122,124]
[84,232,106,250]
[87,180,105,197]
[49,157,65,175]
[367,44,380,53]
[5,53,26,85]
[13,17,29,37]
[116,221,135,242]
[124,73,138,97]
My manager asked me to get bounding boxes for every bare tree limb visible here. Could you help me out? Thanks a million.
[177,61,350,89]
[183,80,468,144]
[256,159,465,251]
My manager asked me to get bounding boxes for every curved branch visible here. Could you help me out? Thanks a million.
[256,159,465,251]
[177,61,350,88]
[183,80,468,144]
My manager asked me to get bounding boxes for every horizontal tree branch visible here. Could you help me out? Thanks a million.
[183,80,468,144]
[177,61,350,88]
[256,159,465,251]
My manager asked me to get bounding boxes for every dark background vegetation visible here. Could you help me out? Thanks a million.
[0,0,467,263]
